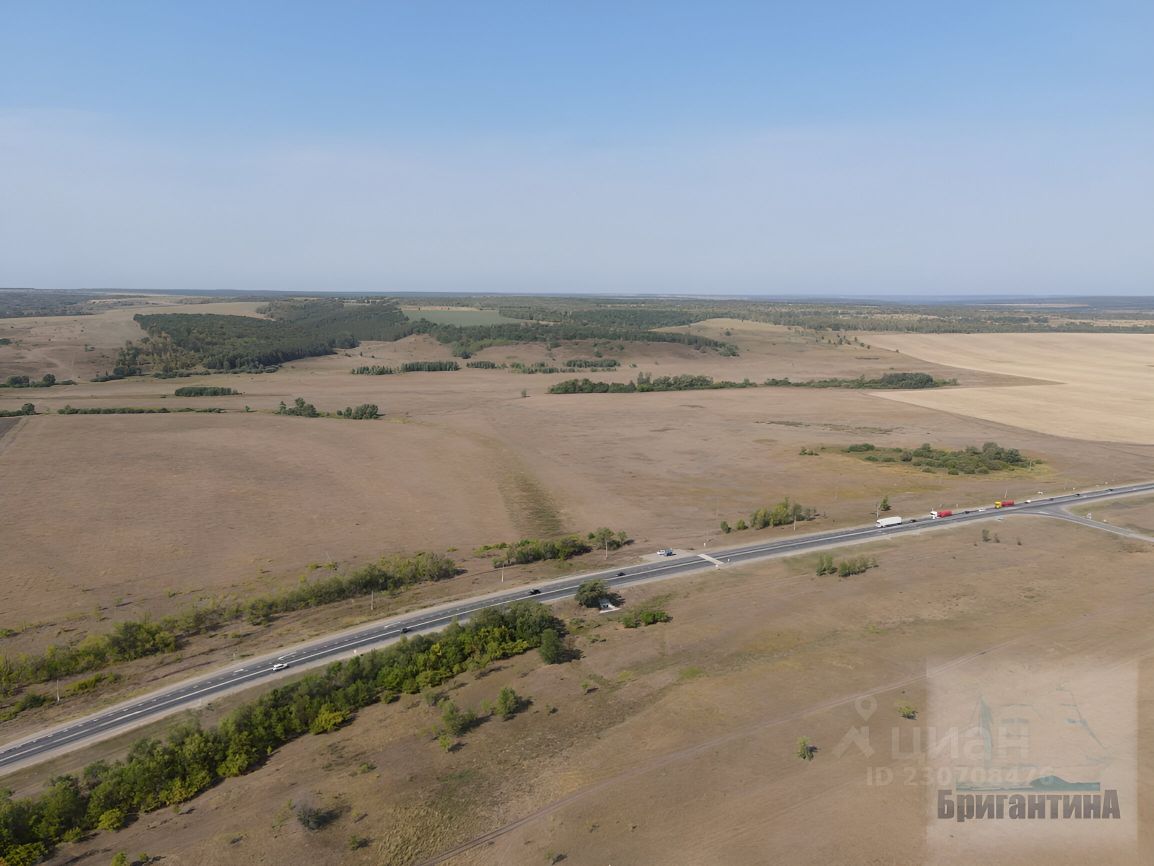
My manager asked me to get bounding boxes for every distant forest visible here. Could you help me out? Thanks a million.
[117,298,738,375]
[73,293,1154,380]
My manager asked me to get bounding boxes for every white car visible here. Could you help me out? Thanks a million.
[272,662,289,672]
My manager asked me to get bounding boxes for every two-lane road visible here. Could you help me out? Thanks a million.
[3,481,1152,775]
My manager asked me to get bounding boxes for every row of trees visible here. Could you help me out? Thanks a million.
[562,358,619,368]
[480,529,629,568]
[720,498,818,534]
[350,360,460,375]
[548,374,756,394]
[846,441,1033,474]
[815,554,878,577]
[172,386,237,397]
[0,553,458,697]
[57,406,224,415]
[0,403,35,417]
[0,603,563,865]
[2,374,65,388]
[762,372,947,389]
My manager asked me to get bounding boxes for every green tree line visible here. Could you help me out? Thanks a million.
[0,553,458,698]
[0,603,561,865]
[172,386,238,397]
[846,441,1033,474]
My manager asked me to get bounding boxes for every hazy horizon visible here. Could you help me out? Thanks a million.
[3,2,1152,296]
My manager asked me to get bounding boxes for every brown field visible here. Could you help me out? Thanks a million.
[1072,494,1154,536]
[35,518,1154,866]
[2,317,1151,650]
[862,333,1154,444]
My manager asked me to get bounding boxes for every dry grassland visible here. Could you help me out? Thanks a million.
[1,317,1151,651]
[862,333,1154,444]
[1072,494,1154,536]
[36,519,1154,866]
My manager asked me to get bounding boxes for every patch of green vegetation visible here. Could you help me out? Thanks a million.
[763,372,951,389]
[173,386,238,397]
[57,406,224,414]
[619,607,671,628]
[845,441,1035,474]
[480,529,629,568]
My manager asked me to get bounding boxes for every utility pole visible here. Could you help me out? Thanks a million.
[370,590,374,612]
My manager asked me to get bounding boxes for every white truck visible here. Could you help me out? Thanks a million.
[876,516,903,528]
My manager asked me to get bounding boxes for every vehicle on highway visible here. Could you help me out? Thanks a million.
[401,626,410,633]
[875,516,903,528]
[272,663,289,671]
[527,588,542,595]
[657,548,675,556]
[617,571,626,576]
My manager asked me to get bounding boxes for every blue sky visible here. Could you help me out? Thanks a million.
[2,1,1152,294]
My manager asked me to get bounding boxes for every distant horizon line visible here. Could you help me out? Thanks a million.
[3,286,1153,305]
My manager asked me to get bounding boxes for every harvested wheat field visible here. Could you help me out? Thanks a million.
[864,333,1154,444]
[37,518,1154,866]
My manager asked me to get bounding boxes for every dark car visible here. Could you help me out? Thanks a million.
[617,571,626,576]
[400,626,409,633]
[527,588,542,596]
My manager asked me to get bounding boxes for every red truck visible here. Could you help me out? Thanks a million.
[930,509,953,519]
[994,500,1015,508]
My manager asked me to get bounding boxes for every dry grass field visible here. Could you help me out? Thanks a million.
[863,333,1154,444]
[35,518,1154,866]
[1,315,1151,649]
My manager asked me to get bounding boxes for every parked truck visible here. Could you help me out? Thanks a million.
[930,509,953,519]
[876,516,903,528]
[994,500,1015,509]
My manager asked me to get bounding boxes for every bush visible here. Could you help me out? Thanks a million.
[620,608,671,628]
[440,701,480,736]
[494,686,528,720]
[538,628,567,664]
[335,403,380,419]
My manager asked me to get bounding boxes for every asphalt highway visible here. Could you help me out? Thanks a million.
[3,480,1152,774]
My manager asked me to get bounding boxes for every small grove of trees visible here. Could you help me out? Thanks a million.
[0,403,35,417]
[720,498,817,532]
[481,530,629,568]
[2,373,67,388]
[276,397,319,417]
[173,386,238,397]
[620,607,670,628]
[401,360,459,372]
[276,398,380,419]
[334,404,380,419]
[350,365,398,375]
[574,579,622,609]
[816,554,878,577]
[845,441,1033,474]
[748,497,817,530]
[0,602,563,865]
